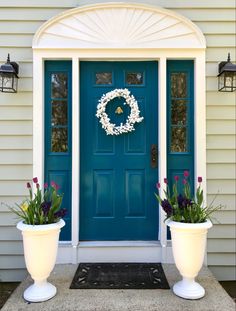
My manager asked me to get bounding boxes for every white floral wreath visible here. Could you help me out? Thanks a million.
[96,88,144,135]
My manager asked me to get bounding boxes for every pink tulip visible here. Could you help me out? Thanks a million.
[156,182,161,189]
[182,179,187,185]
[183,171,189,178]
[164,178,168,184]
[51,181,59,190]
[174,176,179,182]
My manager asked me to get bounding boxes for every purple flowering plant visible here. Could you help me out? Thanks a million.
[10,178,66,225]
[155,171,222,223]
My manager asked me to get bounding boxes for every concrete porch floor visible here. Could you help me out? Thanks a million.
[1,264,235,311]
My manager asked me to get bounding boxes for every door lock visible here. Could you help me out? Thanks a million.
[151,144,158,168]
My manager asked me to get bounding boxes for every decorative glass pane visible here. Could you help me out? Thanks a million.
[171,73,187,98]
[171,100,187,125]
[51,101,68,126]
[171,127,187,152]
[51,128,68,152]
[51,73,68,98]
[95,72,112,85]
[126,72,143,85]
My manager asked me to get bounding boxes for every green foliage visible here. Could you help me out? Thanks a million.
[10,179,66,225]
[155,174,223,223]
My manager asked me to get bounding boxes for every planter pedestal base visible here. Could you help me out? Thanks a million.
[167,219,212,300]
[17,220,65,303]
[23,281,56,302]
[173,277,205,300]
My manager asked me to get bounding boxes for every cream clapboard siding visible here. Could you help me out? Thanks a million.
[0,0,235,281]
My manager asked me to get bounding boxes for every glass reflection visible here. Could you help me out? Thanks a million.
[51,73,68,98]
[126,72,143,85]
[171,127,187,152]
[51,128,68,152]
[51,101,68,126]
[171,100,187,125]
[95,72,112,85]
[171,73,187,98]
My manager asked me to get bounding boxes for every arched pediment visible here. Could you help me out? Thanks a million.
[33,3,205,49]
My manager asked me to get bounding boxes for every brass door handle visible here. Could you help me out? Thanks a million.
[151,144,158,168]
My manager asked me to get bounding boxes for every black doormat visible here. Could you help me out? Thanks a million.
[70,263,170,289]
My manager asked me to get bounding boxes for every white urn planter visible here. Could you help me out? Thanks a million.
[17,219,65,302]
[166,219,212,300]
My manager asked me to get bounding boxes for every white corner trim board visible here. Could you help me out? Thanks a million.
[32,2,206,264]
[33,2,206,49]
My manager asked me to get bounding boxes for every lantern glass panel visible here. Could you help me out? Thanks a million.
[218,71,236,92]
[218,74,224,91]
[0,73,18,93]
[225,73,235,89]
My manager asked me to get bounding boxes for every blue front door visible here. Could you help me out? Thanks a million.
[80,61,158,240]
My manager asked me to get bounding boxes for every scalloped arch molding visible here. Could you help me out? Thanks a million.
[33,3,206,49]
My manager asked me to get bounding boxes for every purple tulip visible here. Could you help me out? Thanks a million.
[33,177,38,183]
[177,194,184,208]
[26,182,31,189]
[161,199,172,217]
[182,179,187,185]
[54,208,67,219]
[198,176,203,183]
[44,183,48,189]
[178,194,192,208]
[41,201,51,215]
[156,182,161,189]
[164,178,168,184]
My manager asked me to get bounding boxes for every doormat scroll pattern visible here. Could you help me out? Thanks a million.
[70,263,170,289]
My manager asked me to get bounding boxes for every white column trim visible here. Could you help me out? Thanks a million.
[33,53,44,185]
[194,54,206,198]
[194,54,207,265]
[71,57,80,263]
[158,57,167,262]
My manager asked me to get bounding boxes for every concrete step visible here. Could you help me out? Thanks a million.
[2,264,235,311]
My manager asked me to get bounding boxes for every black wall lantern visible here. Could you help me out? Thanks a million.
[218,53,236,92]
[0,54,19,93]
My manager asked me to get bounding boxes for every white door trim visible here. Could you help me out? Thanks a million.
[32,3,206,264]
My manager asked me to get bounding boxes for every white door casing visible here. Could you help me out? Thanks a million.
[32,2,206,264]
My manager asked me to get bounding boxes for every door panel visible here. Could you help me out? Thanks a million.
[93,170,114,217]
[80,61,158,241]
[167,60,194,193]
[45,61,72,241]
[125,170,145,217]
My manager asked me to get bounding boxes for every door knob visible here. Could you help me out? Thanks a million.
[151,144,158,168]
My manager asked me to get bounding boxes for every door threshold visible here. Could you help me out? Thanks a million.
[57,241,174,264]
[79,241,161,247]
[77,240,164,263]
